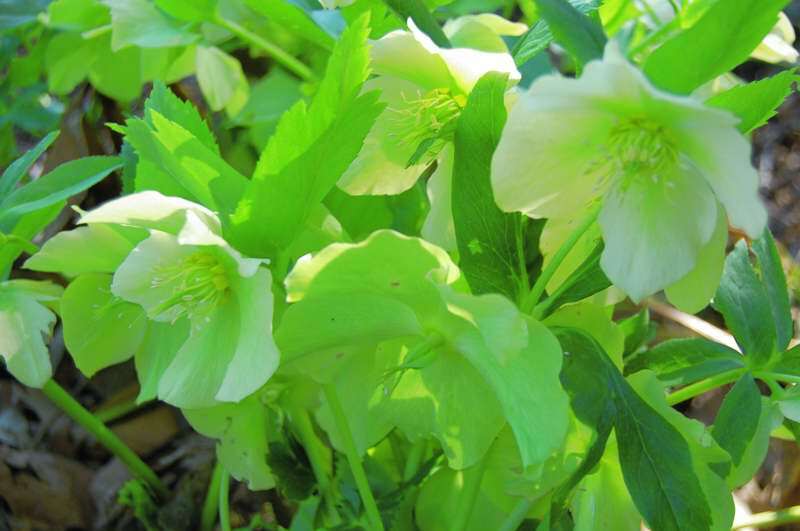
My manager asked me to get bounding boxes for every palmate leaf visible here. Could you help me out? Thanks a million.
[228,14,383,258]
[643,0,790,94]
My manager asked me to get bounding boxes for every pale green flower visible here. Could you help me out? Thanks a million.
[0,280,62,388]
[28,191,280,408]
[337,15,523,249]
[491,43,766,301]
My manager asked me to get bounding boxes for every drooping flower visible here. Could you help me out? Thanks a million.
[337,15,524,248]
[491,43,766,302]
[26,191,280,408]
[0,280,62,388]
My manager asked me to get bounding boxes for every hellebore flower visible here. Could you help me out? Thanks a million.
[337,15,523,248]
[0,280,62,388]
[491,43,766,302]
[26,191,279,408]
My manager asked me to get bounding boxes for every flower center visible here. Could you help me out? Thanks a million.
[604,116,678,187]
[150,251,229,322]
[388,88,465,167]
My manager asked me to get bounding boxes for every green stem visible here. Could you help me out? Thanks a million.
[666,368,746,406]
[515,216,530,303]
[213,16,315,82]
[95,398,149,424]
[522,204,600,313]
[322,384,384,531]
[756,371,800,385]
[402,439,427,482]
[498,497,534,531]
[289,405,341,524]
[201,461,225,531]
[219,469,231,531]
[733,505,800,529]
[450,457,489,531]
[41,380,167,498]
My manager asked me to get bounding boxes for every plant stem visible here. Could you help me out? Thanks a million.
[289,404,341,524]
[219,469,231,531]
[403,439,427,482]
[41,379,167,498]
[666,368,746,406]
[498,497,534,531]
[515,216,530,303]
[213,16,315,82]
[201,461,225,531]
[322,383,384,531]
[450,456,489,531]
[733,505,800,529]
[522,203,600,313]
[756,371,800,385]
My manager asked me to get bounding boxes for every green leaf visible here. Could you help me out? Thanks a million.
[229,15,382,256]
[87,37,144,102]
[183,389,278,490]
[0,156,122,231]
[451,71,525,301]
[45,32,98,95]
[154,0,216,22]
[706,69,799,134]
[133,320,188,403]
[554,329,715,531]
[0,0,49,29]
[711,374,775,486]
[243,0,335,50]
[643,0,790,94]
[537,240,611,318]
[0,130,59,200]
[195,46,249,116]
[511,0,600,66]
[382,0,451,48]
[24,224,146,277]
[145,82,219,154]
[546,301,624,365]
[626,338,745,386]
[47,0,110,31]
[122,110,247,213]
[0,281,60,388]
[713,240,777,367]
[105,0,198,51]
[752,228,793,351]
[60,273,147,377]
[533,0,606,68]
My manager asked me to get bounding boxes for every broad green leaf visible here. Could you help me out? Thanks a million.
[546,301,624,366]
[195,46,249,116]
[643,0,790,94]
[665,207,727,314]
[60,273,147,377]
[25,224,145,277]
[145,82,218,154]
[713,240,777,367]
[0,156,122,231]
[435,291,569,467]
[537,241,611,318]
[47,0,110,31]
[625,338,744,387]
[155,0,216,22]
[276,294,423,371]
[183,389,278,490]
[533,0,606,68]
[752,228,793,351]
[711,374,776,487]
[706,69,800,134]
[382,0,451,48]
[229,14,381,257]
[619,307,654,357]
[105,0,198,51]
[0,281,61,388]
[122,110,247,213]
[571,448,640,531]
[0,204,62,279]
[0,0,49,29]
[285,230,458,315]
[87,36,143,102]
[243,0,335,50]
[451,71,526,301]
[511,0,600,66]
[45,32,98,95]
[0,130,59,200]
[323,187,393,241]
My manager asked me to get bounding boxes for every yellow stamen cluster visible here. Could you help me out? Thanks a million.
[150,252,229,322]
